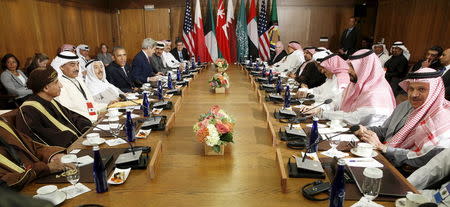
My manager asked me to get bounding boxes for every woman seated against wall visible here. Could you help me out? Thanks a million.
[0,54,33,105]
[25,53,49,76]
[97,43,114,67]
[85,60,122,104]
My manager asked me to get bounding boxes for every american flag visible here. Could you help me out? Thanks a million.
[258,0,270,61]
[182,0,195,56]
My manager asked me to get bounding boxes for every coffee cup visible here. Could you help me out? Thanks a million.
[36,185,58,200]
[405,193,430,207]
[107,108,119,116]
[330,119,344,129]
[86,133,100,144]
[356,143,373,157]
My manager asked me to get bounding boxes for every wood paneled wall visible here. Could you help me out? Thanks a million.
[0,0,113,67]
[374,0,450,62]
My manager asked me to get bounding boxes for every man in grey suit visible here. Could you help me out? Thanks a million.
[150,41,170,75]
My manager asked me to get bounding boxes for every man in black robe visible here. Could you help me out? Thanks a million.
[268,41,287,66]
[384,41,410,96]
[411,46,444,72]
[441,48,450,100]
[293,47,326,88]
[16,66,91,147]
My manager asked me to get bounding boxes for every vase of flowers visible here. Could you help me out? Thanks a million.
[209,73,230,93]
[215,58,228,72]
[193,105,236,155]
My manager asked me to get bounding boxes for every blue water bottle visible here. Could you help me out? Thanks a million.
[157,80,163,100]
[142,91,149,117]
[125,109,135,142]
[308,117,319,153]
[329,159,346,207]
[276,77,282,94]
[268,69,273,83]
[191,57,196,69]
[284,85,291,108]
[197,56,201,66]
[167,72,173,89]
[261,66,266,77]
[177,69,182,81]
[93,145,108,193]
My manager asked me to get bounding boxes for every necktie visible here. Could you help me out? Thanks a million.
[121,67,128,77]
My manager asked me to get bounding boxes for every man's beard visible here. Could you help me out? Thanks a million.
[350,74,358,83]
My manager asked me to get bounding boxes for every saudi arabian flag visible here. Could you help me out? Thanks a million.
[236,0,248,62]
[268,0,280,50]
[204,0,218,61]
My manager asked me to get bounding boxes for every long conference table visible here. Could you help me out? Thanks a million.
[21,64,415,206]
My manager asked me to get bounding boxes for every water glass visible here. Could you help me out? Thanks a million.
[362,167,383,202]
[61,154,80,192]
[108,116,120,138]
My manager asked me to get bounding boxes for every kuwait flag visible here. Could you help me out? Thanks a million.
[204,0,218,62]
[193,0,209,62]
[216,0,231,62]
[247,0,259,59]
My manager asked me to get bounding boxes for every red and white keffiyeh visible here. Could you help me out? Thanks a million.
[340,49,396,113]
[320,55,350,89]
[387,68,450,158]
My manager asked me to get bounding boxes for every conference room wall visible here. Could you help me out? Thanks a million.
[374,0,450,63]
[0,0,113,67]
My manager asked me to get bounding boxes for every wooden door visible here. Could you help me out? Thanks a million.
[144,9,171,41]
[117,9,145,58]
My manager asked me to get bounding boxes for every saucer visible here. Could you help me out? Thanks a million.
[350,148,378,158]
[106,112,122,117]
[82,138,106,146]
[33,191,66,205]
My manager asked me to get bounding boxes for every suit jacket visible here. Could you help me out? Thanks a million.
[131,50,157,85]
[269,50,288,66]
[0,118,65,191]
[340,27,359,55]
[442,69,450,100]
[411,59,444,72]
[0,70,32,99]
[150,54,169,74]
[170,48,190,62]
[106,61,135,93]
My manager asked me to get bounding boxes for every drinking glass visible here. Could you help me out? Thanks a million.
[108,116,120,138]
[362,167,383,202]
[61,154,80,193]
[328,135,341,152]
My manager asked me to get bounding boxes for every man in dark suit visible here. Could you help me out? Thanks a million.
[131,38,161,86]
[170,39,190,62]
[106,46,136,93]
[440,48,450,100]
[411,46,444,72]
[339,17,359,58]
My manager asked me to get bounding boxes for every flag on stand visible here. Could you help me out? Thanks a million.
[258,0,270,61]
[226,0,237,63]
[236,0,248,62]
[216,0,231,62]
[247,0,259,59]
[182,0,195,56]
[193,0,209,62]
[204,0,218,61]
[268,0,280,51]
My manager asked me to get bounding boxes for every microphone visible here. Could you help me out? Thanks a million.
[302,133,327,162]
[301,99,333,114]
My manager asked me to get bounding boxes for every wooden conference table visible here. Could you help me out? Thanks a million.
[21,64,414,206]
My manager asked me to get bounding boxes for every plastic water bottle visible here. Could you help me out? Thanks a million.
[125,109,135,142]
[167,72,173,89]
[308,117,319,153]
[284,85,291,108]
[93,145,108,193]
[329,159,346,207]
[142,91,149,117]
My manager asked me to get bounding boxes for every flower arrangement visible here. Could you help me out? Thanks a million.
[209,72,230,89]
[193,105,236,152]
[214,58,228,72]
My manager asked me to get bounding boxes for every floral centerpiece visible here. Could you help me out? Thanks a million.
[214,58,228,72]
[193,105,236,153]
[209,72,230,90]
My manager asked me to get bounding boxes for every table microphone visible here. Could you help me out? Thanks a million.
[301,99,333,114]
